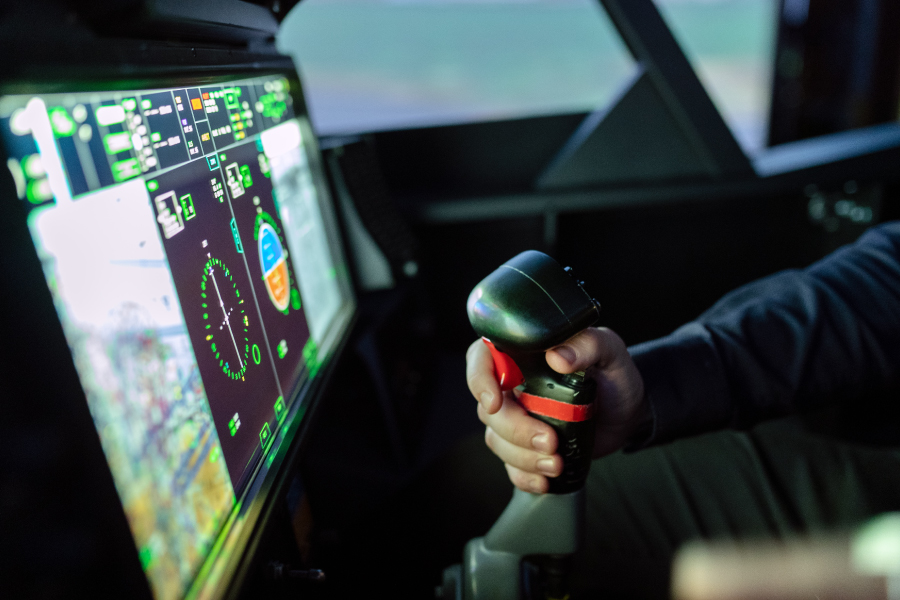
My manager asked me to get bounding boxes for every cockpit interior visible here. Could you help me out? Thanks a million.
[2,1,900,599]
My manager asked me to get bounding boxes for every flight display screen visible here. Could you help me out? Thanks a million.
[0,74,353,600]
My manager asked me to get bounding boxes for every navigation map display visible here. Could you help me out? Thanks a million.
[0,74,353,600]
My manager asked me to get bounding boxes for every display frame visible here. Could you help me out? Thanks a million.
[0,48,357,600]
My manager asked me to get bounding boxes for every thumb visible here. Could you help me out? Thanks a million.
[545,327,625,374]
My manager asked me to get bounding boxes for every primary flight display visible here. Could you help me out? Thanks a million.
[0,73,351,600]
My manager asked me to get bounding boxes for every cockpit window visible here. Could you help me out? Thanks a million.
[653,0,777,153]
[279,0,777,154]
[278,0,633,136]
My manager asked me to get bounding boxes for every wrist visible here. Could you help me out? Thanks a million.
[624,393,655,450]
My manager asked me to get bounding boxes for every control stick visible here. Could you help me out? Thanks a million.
[438,250,601,600]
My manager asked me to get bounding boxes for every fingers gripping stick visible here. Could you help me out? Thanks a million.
[467,251,601,494]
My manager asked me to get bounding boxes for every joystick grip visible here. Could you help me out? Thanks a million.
[516,366,596,494]
[468,251,601,494]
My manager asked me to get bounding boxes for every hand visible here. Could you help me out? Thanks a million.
[466,328,648,493]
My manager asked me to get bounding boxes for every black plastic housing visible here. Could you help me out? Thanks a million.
[467,251,600,354]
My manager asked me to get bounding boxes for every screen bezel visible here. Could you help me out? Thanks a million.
[0,53,357,599]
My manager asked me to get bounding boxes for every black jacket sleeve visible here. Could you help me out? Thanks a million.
[628,222,900,447]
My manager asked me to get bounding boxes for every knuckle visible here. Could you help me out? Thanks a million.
[510,418,533,448]
[466,366,487,386]
[514,474,530,490]
[476,403,488,425]
[510,468,544,494]
[484,427,497,451]
[578,328,604,356]
[536,455,561,476]
[468,376,496,403]
[508,467,528,488]
[566,327,613,370]
[510,421,526,447]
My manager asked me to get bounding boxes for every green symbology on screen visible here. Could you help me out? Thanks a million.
[49,107,76,137]
[302,337,319,377]
[259,422,272,449]
[274,396,286,423]
[201,256,250,380]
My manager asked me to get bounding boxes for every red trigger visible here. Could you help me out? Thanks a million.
[482,337,525,392]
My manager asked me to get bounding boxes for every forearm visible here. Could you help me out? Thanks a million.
[629,222,900,448]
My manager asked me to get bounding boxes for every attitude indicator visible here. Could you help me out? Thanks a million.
[201,256,250,380]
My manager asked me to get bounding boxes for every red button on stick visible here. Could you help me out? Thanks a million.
[518,393,594,423]
[482,338,525,392]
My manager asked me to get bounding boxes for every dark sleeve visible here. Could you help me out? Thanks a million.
[628,221,900,447]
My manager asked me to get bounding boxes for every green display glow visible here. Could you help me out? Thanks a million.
[239,164,252,188]
[26,179,53,204]
[180,193,196,221]
[49,107,76,137]
[256,93,287,120]
[259,422,272,448]
[302,338,319,376]
[104,131,132,155]
[139,546,153,569]
[274,396,286,423]
[226,89,241,110]
[111,158,140,182]
[23,154,43,179]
